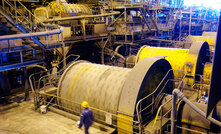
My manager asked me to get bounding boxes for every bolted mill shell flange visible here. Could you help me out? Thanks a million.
[57,57,174,133]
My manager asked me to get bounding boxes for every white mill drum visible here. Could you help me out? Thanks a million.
[57,58,174,133]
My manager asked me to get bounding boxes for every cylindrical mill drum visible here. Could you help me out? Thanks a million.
[57,58,174,133]
[136,41,210,85]
[202,32,217,37]
[69,4,92,14]
[187,35,216,51]
[187,36,216,46]
[177,101,221,134]
[58,60,131,123]
[136,46,189,71]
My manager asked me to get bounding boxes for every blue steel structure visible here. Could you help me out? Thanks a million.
[0,60,44,72]
[0,1,64,98]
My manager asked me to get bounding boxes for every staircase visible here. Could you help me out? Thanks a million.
[0,0,46,50]
[139,7,160,33]
[144,117,170,134]
[0,15,17,35]
[166,3,182,31]
[0,0,52,71]
[135,69,187,134]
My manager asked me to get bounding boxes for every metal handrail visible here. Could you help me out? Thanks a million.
[16,0,44,25]
[36,54,83,92]
[3,0,41,31]
[135,69,187,133]
[2,0,64,37]
[152,97,172,127]
[37,69,65,91]
[29,54,80,95]
[39,92,139,134]
[151,70,189,131]
[4,0,43,25]
[144,71,187,133]
[3,0,29,23]
[0,3,64,48]
[136,69,172,133]
[140,70,186,115]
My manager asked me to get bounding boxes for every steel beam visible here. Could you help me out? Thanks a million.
[0,60,44,72]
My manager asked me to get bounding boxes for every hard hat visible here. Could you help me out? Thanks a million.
[81,101,89,108]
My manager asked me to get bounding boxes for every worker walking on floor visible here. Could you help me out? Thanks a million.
[78,101,94,134]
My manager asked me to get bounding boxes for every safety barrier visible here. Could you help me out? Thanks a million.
[2,0,43,31]
[136,69,187,133]
[39,93,139,133]
[29,54,80,107]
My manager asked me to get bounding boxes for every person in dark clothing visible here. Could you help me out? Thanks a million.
[78,101,94,134]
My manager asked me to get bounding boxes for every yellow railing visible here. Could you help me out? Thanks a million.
[3,0,44,31]
[16,0,44,25]
[4,0,30,23]
[40,92,139,134]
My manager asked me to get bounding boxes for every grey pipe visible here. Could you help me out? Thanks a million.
[27,65,47,72]
[115,44,124,54]
[171,89,221,133]
[171,89,178,134]
[44,11,120,22]
[0,26,64,41]
[105,48,125,60]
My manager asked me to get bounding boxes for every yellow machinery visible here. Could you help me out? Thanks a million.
[57,58,174,133]
[34,2,92,21]
[203,62,212,85]
[135,41,210,86]
[34,7,52,22]
[202,32,217,37]
[187,34,217,51]
[188,36,216,45]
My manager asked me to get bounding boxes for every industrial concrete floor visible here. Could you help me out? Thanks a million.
[0,100,111,134]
